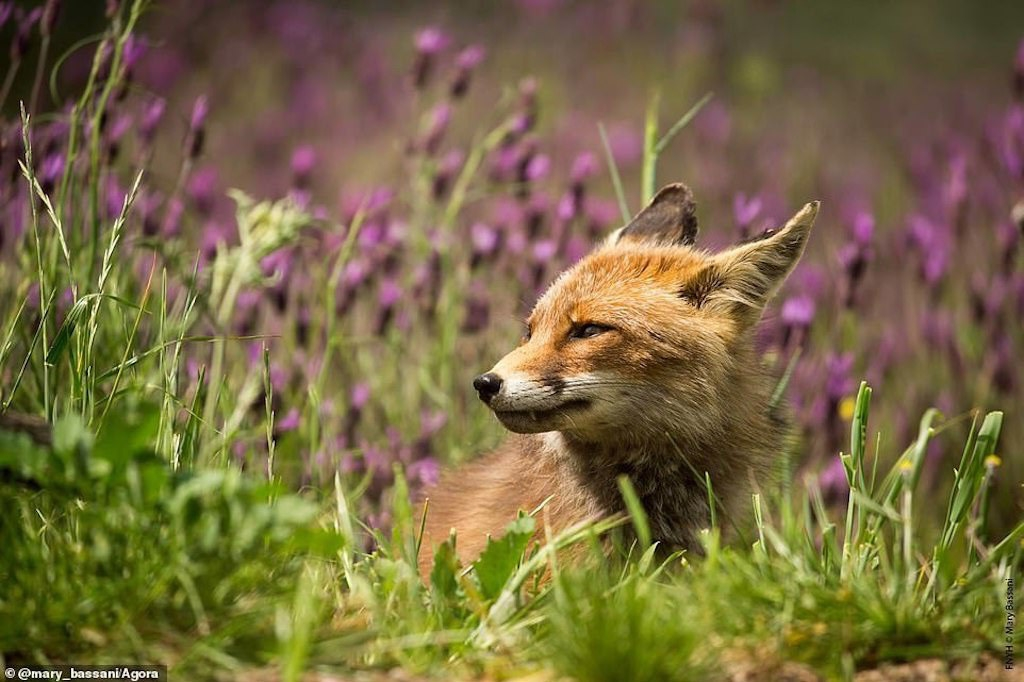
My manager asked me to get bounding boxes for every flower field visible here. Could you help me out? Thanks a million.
[1,2,1022,680]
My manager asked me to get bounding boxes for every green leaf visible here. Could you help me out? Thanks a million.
[430,535,461,602]
[617,475,652,549]
[472,514,536,600]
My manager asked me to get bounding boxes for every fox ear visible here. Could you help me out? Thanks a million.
[684,201,819,326]
[606,183,699,247]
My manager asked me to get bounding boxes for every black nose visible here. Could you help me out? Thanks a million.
[473,372,503,402]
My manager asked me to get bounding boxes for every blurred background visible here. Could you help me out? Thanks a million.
[2,0,1023,532]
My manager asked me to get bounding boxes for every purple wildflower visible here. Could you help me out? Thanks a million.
[733,192,763,237]
[186,167,218,215]
[161,198,184,238]
[423,102,452,154]
[451,44,485,97]
[819,455,849,504]
[412,26,449,88]
[524,152,551,182]
[407,457,440,488]
[276,407,301,433]
[122,33,147,74]
[432,148,465,198]
[188,95,208,158]
[291,145,316,188]
[470,222,500,266]
[139,97,166,144]
[39,153,64,193]
[374,278,403,334]
[11,7,42,60]
[570,151,599,185]
[780,294,815,335]
[825,353,856,403]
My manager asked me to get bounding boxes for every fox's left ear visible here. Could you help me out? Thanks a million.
[686,201,819,326]
[606,183,699,247]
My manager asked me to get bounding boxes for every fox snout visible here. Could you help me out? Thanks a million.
[472,372,503,403]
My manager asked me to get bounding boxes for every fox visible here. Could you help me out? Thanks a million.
[418,183,819,576]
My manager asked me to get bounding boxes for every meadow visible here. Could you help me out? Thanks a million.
[1,1,1022,680]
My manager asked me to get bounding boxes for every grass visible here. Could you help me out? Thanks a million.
[1,3,1021,680]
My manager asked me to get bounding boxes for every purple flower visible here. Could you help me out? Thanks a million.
[162,198,184,237]
[570,151,599,185]
[423,103,452,154]
[781,294,815,329]
[733,193,763,234]
[412,26,449,88]
[342,257,371,288]
[407,457,440,487]
[276,407,301,433]
[139,97,165,143]
[414,26,449,55]
[122,33,147,72]
[471,221,499,256]
[188,95,208,158]
[104,177,127,218]
[532,238,558,262]
[39,153,64,192]
[378,278,402,308]
[524,153,551,182]
[850,210,874,246]
[825,353,855,403]
[943,154,968,213]
[261,248,294,281]
[419,409,447,438]
[291,145,316,187]
[12,7,42,60]
[186,167,218,215]
[488,144,521,181]
[819,455,849,504]
[451,44,485,98]
[374,278,403,334]
[189,95,209,131]
[433,148,465,197]
[455,43,485,70]
[351,382,371,411]
[906,213,949,286]
[556,192,577,222]
[0,3,14,29]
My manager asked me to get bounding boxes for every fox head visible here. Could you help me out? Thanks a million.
[473,183,819,445]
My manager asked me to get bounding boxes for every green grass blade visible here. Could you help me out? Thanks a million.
[599,122,631,224]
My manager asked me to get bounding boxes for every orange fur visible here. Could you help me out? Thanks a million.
[418,183,819,577]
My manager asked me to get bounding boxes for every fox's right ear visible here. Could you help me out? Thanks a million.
[606,183,698,247]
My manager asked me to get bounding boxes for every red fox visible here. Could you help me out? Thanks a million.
[418,183,819,575]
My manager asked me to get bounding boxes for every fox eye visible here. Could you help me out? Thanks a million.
[569,323,612,340]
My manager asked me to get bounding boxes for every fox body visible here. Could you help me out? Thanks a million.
[419,184,819,574]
